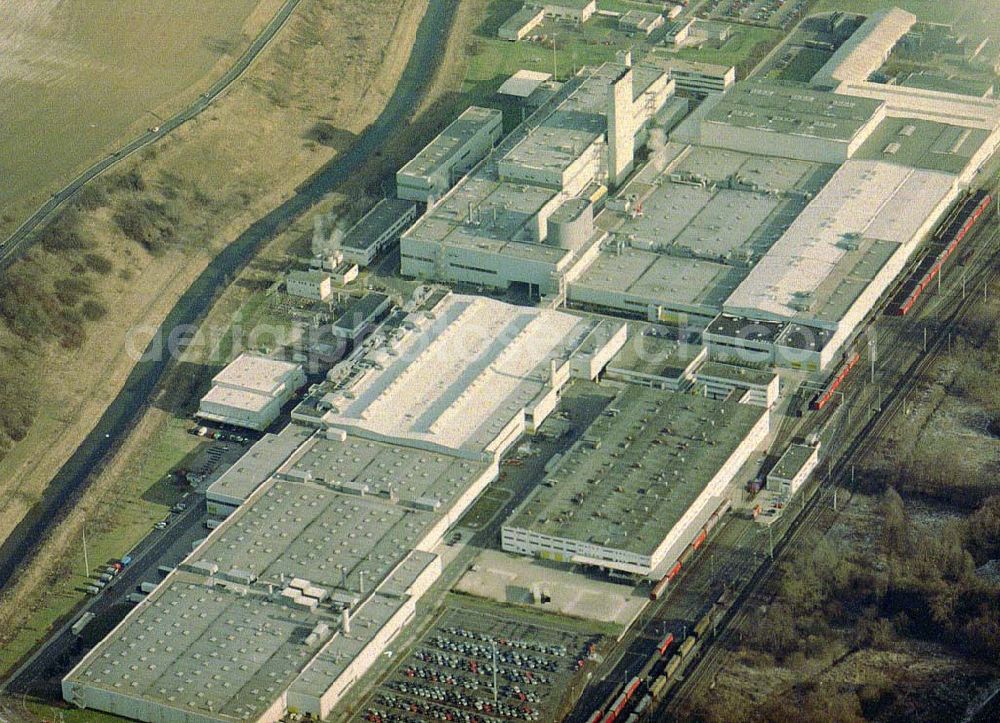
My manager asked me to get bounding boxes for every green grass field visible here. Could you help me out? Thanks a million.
[0,0,265,237]
[671,24,782,69]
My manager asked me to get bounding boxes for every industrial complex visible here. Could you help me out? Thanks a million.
[58,5,1000,722]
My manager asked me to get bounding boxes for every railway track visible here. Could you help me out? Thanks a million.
[661,212,1000,716]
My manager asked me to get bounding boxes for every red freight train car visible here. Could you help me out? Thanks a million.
[890,190,993,316]
[657,632,675,656]
[810,352,860,411]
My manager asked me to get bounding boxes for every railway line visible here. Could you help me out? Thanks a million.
[565,187,999,722]
[661,198,1000,717]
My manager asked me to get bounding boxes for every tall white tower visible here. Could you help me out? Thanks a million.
[607,66,635,189]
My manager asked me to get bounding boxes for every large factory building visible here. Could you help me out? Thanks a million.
[400,60,677,297]
[64,293,628,722]
[502,385,769,575]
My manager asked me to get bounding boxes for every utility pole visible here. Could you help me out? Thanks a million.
[552,32,558,81]
[833,486,838,511]
[492,639,498,704]
[83,515,89,578]
[768,524,773,560]
[923,326,927,353]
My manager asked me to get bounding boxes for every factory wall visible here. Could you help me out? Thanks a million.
[418,464,501,552]
[396,113,502,203]
[695,372,779,408]
[567,282,719,324]
[61,681,278,723]
[401,240,566,294]
[198,398,280,432]
[569,322,628,380]
[767,446,819,498]
[300,596,417,719]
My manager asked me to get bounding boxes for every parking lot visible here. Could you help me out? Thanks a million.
[357,606,599,723]
[701,0,810,29]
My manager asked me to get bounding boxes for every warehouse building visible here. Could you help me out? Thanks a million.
[400,61,676,295]
[338,198,419,267]
[197,354,306,432]
[567,145,829,324]
[694,361,779,408]
[498,6,545,41]
[396,106,503,203]
[67,293,628,721]
[605,329,707,391]
[63,433,488,721]
[678,80,887,163]
[502,384,769,575]
[652,58,736,96]
[311,199,418,268]
[331,292,391,343]
[205,424,314,518]
[721,159,958,367]
[811,7,916,89]
[767,443,820,499]
[525,0,596,24]
[286,270,332,301]
[619,10,664,36]
[497,69,554,101]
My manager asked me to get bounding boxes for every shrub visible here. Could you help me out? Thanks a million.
[72,184,109,211]
[80,300,107,321]
[113,196,175,255]
[83,253,113,275]
[36,209,88,252]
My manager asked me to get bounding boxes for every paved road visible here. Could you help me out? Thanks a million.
[2,501,207,696]
[0,0,461,592]
[0,0,305,270]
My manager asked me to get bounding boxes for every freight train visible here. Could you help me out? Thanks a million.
[585,595,731,723]
[887,189,994,317]
[649,499,731,601]
[808,351,861,411]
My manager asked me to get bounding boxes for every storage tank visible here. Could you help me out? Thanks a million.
[547,198,594,250]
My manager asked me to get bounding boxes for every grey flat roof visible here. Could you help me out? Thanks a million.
[769,443,817,481]
[649,56,734,77]
[398,106,502,181]
[68,433,491,720]
[775,322,834,352]
[500,6,544,34]
[334,293,390,332]
[342,198,417,252]
[572,247,744,311]
[607,330,705,380]
[207,425,315,505]
[506,385,765,556]
[501,109,605,175]
[853,116,991,175]
[697,361,776,387]
[704,79,884,141]
[704,313,784,342]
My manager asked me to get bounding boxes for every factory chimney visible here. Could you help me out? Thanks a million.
[341,608,351,635]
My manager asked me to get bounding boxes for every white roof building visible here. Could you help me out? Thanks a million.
[811,7,916,88]
[197,354,306,431]
[313,294,626,456]
[725,160,956,322]
[497,69,553,98]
